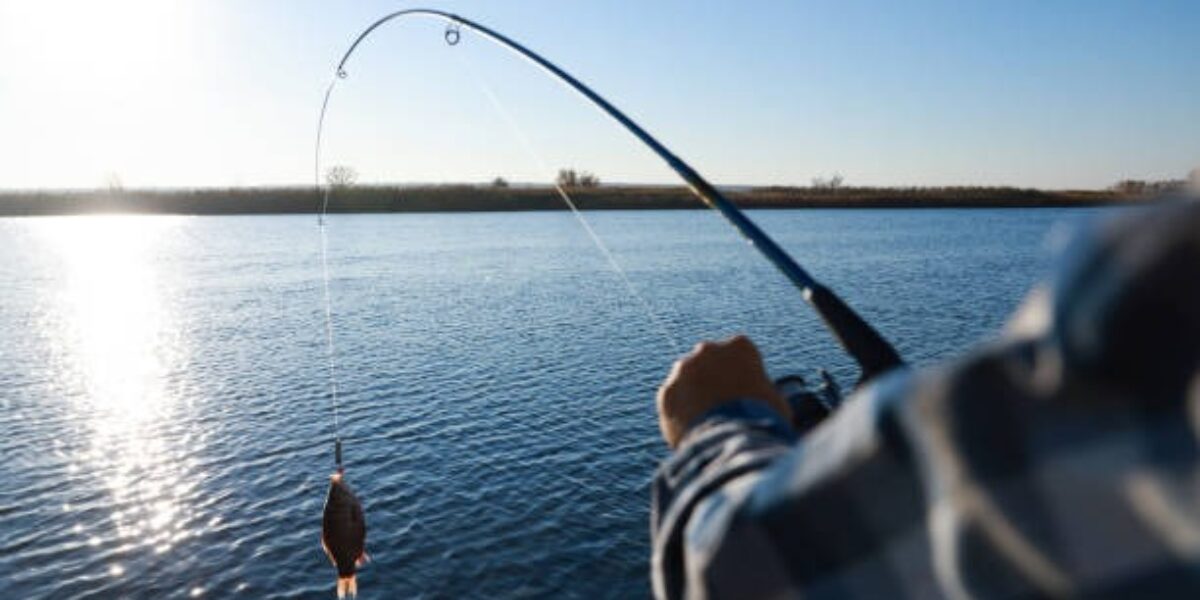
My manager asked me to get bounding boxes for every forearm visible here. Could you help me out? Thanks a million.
[650,373,929,600]
[651,400,797,600]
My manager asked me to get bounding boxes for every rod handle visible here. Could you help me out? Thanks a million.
[806,284,904,383]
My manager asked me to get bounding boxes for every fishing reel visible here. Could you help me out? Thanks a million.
[775,369,843,435]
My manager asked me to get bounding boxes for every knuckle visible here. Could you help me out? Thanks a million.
[675,357,697,376]
[657,378,673,398]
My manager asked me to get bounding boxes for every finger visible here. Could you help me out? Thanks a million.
[666,356,686,381]
[727,334,764,363]
[728,334,752,347]
[726,334,756,353]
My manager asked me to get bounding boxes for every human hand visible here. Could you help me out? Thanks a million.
[656,335,792,448]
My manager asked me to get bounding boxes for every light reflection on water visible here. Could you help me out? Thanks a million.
[1,209,1108,598]
[33,216,199,585]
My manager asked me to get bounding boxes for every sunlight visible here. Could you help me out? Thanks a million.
[3,0,187,91]
[0,0,206,188]
[37,215,176,419]
[31,215,199,566]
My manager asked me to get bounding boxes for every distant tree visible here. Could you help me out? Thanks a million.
[578,171,600,188]
[105,172,124,194]
[492,176,509,188]
[811,174,843,190]
[326,165,358,188]
[556,168,578,188]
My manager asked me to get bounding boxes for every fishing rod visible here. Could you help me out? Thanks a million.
[318,9,904,383]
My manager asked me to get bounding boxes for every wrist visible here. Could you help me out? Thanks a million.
[676,398,796,448]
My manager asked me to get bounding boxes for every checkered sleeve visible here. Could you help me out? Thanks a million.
[650,202,1200,600]
[651,399,798,599]
[651,373,943,600]
[652,345,1200,599]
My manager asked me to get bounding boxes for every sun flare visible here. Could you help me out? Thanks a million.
[0,0,203,188]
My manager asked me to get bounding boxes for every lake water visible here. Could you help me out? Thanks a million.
[0,208,1110,598]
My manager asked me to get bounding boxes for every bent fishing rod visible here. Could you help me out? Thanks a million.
[318,9,904,383]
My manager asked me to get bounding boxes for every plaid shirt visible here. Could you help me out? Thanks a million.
[651,201,1200,599]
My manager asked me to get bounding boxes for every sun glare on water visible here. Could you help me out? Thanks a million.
[33,215,204,577]
[37,215,179,417]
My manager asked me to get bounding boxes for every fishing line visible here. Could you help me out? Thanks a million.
[448,37,684,355]
[316,76,345,470]
[317,10,903,455]
[319,219,343,468]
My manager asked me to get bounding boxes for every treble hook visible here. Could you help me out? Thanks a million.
[444,21,461,45]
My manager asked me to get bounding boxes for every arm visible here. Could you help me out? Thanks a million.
[651,337,930,600]
[651,202,1200,600]
[651,398,798,599]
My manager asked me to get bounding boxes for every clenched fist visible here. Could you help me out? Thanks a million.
[657,335,792,448]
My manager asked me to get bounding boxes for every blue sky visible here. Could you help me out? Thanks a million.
[0,0,1197,190]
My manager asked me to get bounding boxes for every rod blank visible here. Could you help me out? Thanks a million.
[322,9,905,381]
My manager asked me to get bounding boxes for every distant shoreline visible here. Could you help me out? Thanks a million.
[0,185,1139,216]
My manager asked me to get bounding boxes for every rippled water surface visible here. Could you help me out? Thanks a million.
[0,208,1109,598]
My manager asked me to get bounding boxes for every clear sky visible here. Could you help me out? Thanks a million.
[1,0,1197,190]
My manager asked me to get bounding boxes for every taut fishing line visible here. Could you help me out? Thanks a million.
[447,35,685,355]
[448,37,685,470]
[315,76,344,469]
